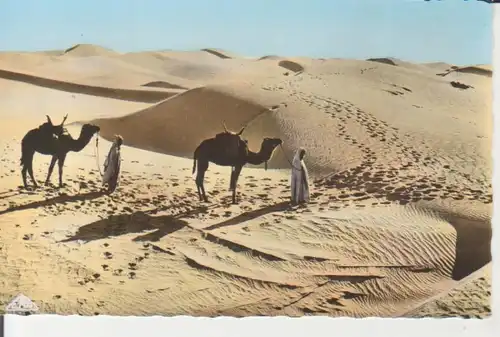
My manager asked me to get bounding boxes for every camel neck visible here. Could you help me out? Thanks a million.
[246,143,274,165]
[69,129,94,152]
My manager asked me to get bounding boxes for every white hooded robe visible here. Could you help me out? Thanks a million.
[102,142,121,191]
[291,149,310,204]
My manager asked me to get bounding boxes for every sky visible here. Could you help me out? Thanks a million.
[0,0,493,65]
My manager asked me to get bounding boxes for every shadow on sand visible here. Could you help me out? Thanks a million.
[0,190,107,215]
[448,214,492,281]
[60,206,210,243]
[204,201,292,231]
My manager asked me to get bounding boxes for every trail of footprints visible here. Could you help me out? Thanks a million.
[294,93,492,207]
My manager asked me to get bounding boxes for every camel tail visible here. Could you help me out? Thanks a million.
[20,139,28,167]
[192,147,198,175]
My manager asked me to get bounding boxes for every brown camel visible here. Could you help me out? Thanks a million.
[192,124,282,204]
[20,119,101,189]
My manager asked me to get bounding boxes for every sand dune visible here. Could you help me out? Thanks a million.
[62,44,118,57]
[0,45,492,317]
[404,263,491,318]
[0,68,180,103]
[91,85,286,162]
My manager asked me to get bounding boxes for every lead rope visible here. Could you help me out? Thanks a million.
[94,133,104,177]
[279,143,302,171]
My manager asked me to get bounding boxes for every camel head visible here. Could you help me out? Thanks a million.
[261,137,283,170]
[81,123,101,136]
[262,137,282,150]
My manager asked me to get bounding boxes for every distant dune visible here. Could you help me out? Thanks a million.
[62,43,118,57]
[0,68,180,103]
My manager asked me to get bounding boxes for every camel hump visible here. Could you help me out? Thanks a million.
[214,131,245,160]
[38,121,66,136]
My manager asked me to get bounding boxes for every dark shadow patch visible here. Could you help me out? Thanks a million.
[367,58,398,66]
[202,231,286,262]
[278,60,305,73]
[448,215,491,280]
[141,81,187,90]
[60,206,207,243]
[0,190,106,215]
[183,254,299,289]
[450,81,474,90]
[0,69,176,103]
[204,201,291,231]
[201,48,233,59]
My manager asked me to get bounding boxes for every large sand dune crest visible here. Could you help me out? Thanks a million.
[0,68,181,103]
[91,85,294,167]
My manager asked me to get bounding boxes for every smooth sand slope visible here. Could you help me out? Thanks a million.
[0,45,492,317]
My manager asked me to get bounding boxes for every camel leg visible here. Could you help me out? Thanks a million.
[20,149,36,188]
[195,160,209,202]
[231,165,243,204]
[57,154,67,188]
[229,167,235,191]
[22,165,29,188]
[21,166,28,188]
[26,161,38,189]
[195,177,203,201]
[45,156,58,186]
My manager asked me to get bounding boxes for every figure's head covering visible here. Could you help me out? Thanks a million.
[292,147,306,169]
[114,135,123,147]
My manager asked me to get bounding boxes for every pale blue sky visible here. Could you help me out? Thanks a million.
[0,0,493,65]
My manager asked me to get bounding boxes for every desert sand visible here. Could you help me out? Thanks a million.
[0,44,492,317]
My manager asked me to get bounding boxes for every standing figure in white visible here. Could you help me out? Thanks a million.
[102,135,123,194]
[291,147,310,205]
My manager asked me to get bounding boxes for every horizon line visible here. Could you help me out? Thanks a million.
[0,43,490,67]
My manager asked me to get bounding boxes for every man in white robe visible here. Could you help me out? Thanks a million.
[102,135,123,194]
[291,148,310,204]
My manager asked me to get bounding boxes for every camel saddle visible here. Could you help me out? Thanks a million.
[214,131,247,160]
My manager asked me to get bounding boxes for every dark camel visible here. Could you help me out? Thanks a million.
[192,123,282,204]
[20,116,101,189]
